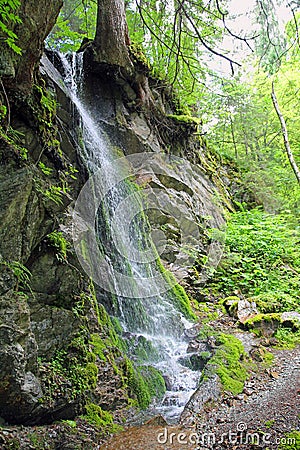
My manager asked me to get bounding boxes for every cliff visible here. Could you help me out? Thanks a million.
[0,1,243,438]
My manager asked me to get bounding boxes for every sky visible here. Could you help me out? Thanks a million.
[209,0,294,74]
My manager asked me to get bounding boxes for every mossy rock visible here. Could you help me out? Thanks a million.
[81,402,122,433]
[243,313,300,336]
[204,333,249,395]
[167,114,201,127]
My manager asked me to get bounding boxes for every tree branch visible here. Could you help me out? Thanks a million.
[271,81,300,185]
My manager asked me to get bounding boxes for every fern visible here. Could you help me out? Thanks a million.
[0,0,22,54]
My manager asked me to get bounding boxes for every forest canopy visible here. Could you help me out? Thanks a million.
[1,0,300,213]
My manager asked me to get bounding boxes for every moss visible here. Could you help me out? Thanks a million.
[167,114,201,126]
[252,292,300,314]
[84,362,98,389]
[129,335,160,364]
[264,419,275,428]
[129,42,151,70]
[122,358,151,409]
[243,313,282,335]
[81,403,122,433]
[244,313,300,340]
[278,431,300,449]
[156,258,196,320]
[205,333,249,395]
[262,350,274,366]
[220,296,240,317]
[90,333,107,362]
[139,365,166,400]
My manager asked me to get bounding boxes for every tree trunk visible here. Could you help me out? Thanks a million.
[0,0,63,92]
[271,82,300,185]
[94,0,133,72]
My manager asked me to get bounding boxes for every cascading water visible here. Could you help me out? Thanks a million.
[54,52,201,422]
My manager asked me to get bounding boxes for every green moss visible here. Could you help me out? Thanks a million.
[278,431,300,449]
[206,333,249,395]
[252,292,300,314]
[243,313,282,332]
[82,403,122,432]
[167,114,201,126]
[262,350,274,366]
[122,358,150,408]
[244,313,300,341]
[84,362,98,389]
[129,335,160,363]
[129,42,151,69]
[90,333,107,362]
[139,365,166,400]
[220,296,240,317]
[156,258,196,320]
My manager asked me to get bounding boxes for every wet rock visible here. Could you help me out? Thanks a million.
[178,351,211,371]
[163,375,173,391]
[183,324,201,340]
[145,415,168,426]
[180,374,221,425]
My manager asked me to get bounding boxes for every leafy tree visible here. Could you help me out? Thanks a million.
[47,0,97,52]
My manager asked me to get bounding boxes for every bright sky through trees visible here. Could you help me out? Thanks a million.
[211,0,293,74]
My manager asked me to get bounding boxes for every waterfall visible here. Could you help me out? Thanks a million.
[54,52,201,422]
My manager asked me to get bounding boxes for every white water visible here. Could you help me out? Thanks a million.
[57,53,200,422]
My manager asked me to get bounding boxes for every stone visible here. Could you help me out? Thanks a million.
[145,415,168,426]
[180,374,221,425]
[237,299,258,323]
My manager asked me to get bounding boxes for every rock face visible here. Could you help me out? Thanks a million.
[0,43,234,425]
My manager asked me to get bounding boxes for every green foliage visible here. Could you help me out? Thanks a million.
[44,184,64,205]
[278,430,300,450]
[251,292,300,314]
[0,0,22,54]
[40,340,98,405]
[1,260,32,294]
[274,328,300,349]
[47,0,97,52]
[47,230,69,261]
[206,57,300,214]
[34,84,57,128]
[208,209,300,305]
[38,161,53,176]
[0,126,28,159]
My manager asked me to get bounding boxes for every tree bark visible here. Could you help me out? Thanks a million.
[94,0,133,72]
[0,0,63,91]
[271,82,300,185]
